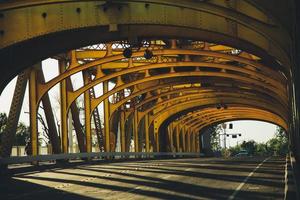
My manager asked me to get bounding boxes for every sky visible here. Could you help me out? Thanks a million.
[0,59,278,147]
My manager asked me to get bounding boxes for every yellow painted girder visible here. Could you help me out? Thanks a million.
[90,72,285,119]
[0,0,290,66]
[177,108,286,130]
[149,99,287,134]
[37,49,287,106]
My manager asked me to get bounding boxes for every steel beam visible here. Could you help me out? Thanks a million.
[59,59,68,153]
[0,70,29,158]
[83,70,91,153]
[29,65,38,157]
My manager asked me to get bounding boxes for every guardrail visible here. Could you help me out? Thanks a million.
[0,152,203,165]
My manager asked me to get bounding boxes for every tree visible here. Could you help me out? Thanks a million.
[210,125,222,151]
[241,140,257,155]
[14,122,30,146]
[0,112,31,147]
[255,143,268,156]
[228,145,242,156]
[267,127,288,156]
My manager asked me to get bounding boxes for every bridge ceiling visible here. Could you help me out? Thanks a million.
[0,0,292,92]
[0,0,293,151]
[26,38,289,139]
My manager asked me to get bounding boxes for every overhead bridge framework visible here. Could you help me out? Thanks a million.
[0,0,300,162]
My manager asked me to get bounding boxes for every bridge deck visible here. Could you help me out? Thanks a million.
[1,157,285,200]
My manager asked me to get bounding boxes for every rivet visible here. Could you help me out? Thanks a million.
[42,12,47,18]
[76,8,81,13]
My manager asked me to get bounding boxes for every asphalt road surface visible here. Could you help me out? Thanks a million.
[0,156,286,200]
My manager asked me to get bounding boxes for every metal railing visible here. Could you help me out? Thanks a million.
[0,152,203,165]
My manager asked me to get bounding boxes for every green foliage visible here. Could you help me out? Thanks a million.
[266,127,288,156]
[210,125,222,151]
[14,122,30,146]
[228,145,242,156]
[241,140,256,155]
[255,143,268,156]
[0,112,30,146]
[226,126,288,157]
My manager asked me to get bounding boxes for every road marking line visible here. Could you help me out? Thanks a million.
[228,157,270,200]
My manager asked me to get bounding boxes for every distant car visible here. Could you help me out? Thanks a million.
[234,150,248,157]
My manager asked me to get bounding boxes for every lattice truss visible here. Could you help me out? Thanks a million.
[19,39,289,155]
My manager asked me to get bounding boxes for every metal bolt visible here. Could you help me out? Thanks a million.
[42,12,47,18]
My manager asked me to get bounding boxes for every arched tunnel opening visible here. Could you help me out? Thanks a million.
[0,1,300,199]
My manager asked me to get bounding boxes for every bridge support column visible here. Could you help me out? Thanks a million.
[29,65,39,158]
[0,70,29,159]
[59,60,68,154]
[185,129,191,152]
[176,126,180,152]
[83,71,91,153]
[120,110,126,152]
[169,123,174,152]
[182,127,186,152]
[103,81,110,152]
[133,111,139,152]
[190,132,194,152]
[144,114,150,152]
[196,133,200,153]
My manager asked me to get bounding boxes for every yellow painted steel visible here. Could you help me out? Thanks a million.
[0,0,291,75]
[0,0,297,160]
[59,59,68,154]
[83,71,91,153]
[133,110,139,152]
[103,81,110,152]
[29,65,38,157]
[144,113,150,152]
[120,110,126,152]
[17,40,290,156]
[176,126,180,152]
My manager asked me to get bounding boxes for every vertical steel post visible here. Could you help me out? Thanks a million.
[191,132,195,152]
[120,110,126,152]
[169,123,174,152]
[103,81,110,152]
[133,110,139,152]
[59,59,68,153]
[29,66,38,157]
[83,71,92,153]
[176,125,180,152]
[182,126,186,152]
[144,114,149,152]
[187,129,191,152]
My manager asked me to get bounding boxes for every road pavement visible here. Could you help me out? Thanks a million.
[0,156,286,200]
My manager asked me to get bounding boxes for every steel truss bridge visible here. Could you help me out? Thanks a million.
[0,0,299,167]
